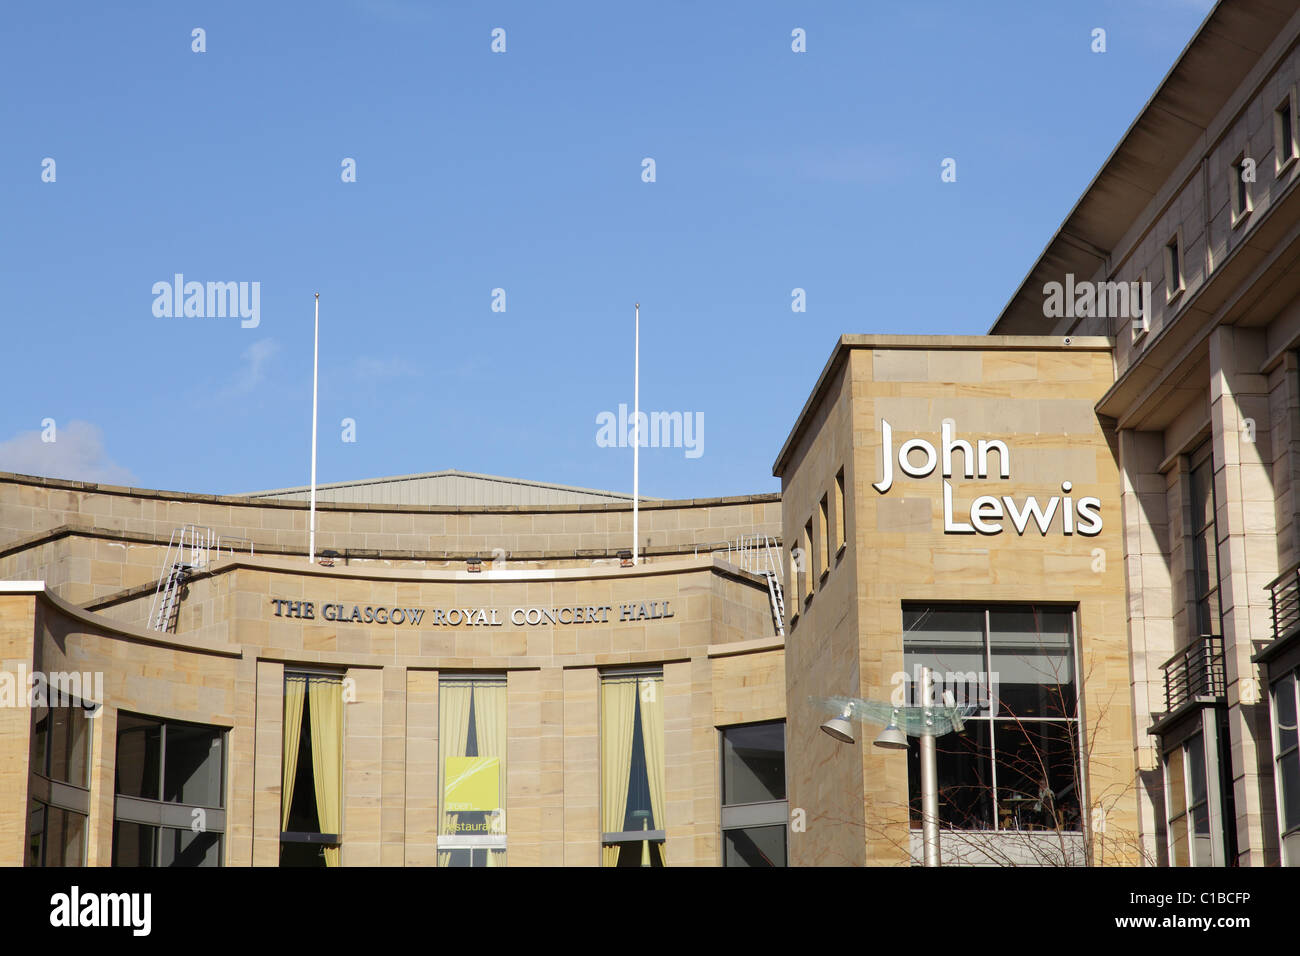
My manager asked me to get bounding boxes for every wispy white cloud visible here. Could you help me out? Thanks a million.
[222,338,279,397]
[0,421,136,485]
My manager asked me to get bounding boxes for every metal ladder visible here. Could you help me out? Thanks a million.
[149,525,215,632]
[728,534,786,638]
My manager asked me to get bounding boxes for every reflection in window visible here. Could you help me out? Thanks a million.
[280,673,343,867]
[902,604,1081,832]
[721,721,788,866]
[439,677,507,867]
[26,704,92,867]
[112,713,226,867]
[1272,671,1300,864]
[1165,734,1213,867]
[602,672,665,866]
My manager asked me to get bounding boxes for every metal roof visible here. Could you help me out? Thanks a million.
[242,469,657,506]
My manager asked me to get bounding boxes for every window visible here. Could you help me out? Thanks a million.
[788,543,800,625]
[902,604,1081,832]
[280,672,343,867]
[834,468,846,552]
[1165,233,1184,302]
[112,713,226,866]
[1165,733,1212,866]
[1270,671,1300,865]
[1276,93,1297,175]
[802,520,814,601]
[1230,154,1253,226]
[27,704,92,866]
[721,721,788,866]
[818,494,830,581]
[438,676,507,867]
[1131,272,1149,339]
[1189,443,1220,638]
[601,671,665,866]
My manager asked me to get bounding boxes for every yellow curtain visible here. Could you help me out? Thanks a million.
[281,678,306,833]
[437,682,474,866]
[601,678,638,867]
[638,676,666,866]
[473,684,507,833]
[308,679,343,867]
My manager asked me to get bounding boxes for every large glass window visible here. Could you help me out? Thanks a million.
[438,676,507,867]
[1189,445,1221,638]
[1165,733,1213,867]
[26,704,92,867]
[902,604,1081,832]
[112,713,226,867]
[601,671,665,866]
[1271,671,1300,865]
[721,721,788,866]
[280,673,343,867]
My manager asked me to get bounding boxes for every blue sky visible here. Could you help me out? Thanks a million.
[0,0,1214,499]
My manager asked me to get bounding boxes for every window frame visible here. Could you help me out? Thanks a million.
[112,711,229,867]
[719,719,789,867]
[26,701,94,867]
[279,671,344,864]
[1275,88,1298,177]
[900,603,1085,835]
[1269,669,1300,866]
[600,668,667,863]
[1165,231,1185,304]
[437,673,509,866]
[1230,152,1253,228]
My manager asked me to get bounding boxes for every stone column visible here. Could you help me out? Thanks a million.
[1116,428,1174,864]
[1209,325,1280,865]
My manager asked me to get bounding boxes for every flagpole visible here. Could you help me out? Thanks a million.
[633,302,639,567]
[309,293,319,564]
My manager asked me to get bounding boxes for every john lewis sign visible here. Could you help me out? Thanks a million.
[871,420,1102,536]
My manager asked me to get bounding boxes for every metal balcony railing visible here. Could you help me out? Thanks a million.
[1161,636,1226,712]
[1267,563,1300,645]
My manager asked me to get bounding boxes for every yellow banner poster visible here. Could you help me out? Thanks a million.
[444,756,500,812]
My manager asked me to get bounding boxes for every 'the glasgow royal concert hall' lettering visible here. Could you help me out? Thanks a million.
[269,599,674,626]
[872,419,1102,536]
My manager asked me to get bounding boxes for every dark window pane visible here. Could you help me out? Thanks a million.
[903,606,986,708]
[1275,674,1298,754]
[45,808,85,866]
[994,721,1081,831]
[159,827,222,867]
[31,708,49,778]
[622,694,654,831]
[908,720,994,829]
[279,841,327,867]
[26,801,44,867]
[163,723,224,807]
[1280,751,1300,833]
[112,820,158,867]
[724,825,787,866]
[284,705,321,833]
[614,841,664,866]
[722,723,785,804]
[48,707,90,788]
[989,607,1075,718]
[115,715,162,800]
[1185,734,1208,809]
